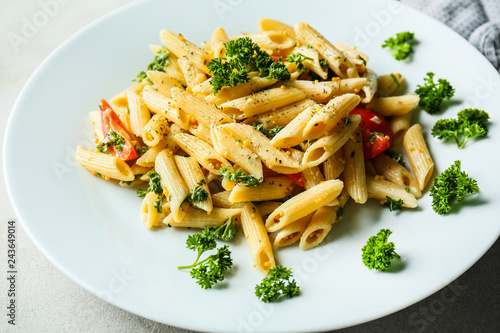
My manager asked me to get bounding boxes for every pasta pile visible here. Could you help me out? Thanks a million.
[76,19,434,275]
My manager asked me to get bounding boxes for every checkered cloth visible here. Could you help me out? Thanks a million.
[402,0,500,71]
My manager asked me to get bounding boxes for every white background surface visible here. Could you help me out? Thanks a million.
[0,1,498,333]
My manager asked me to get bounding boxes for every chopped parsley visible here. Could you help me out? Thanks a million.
[184,181,209,204]
[384,150,406,167]
[136,171,163,198]
[252,123,282,139]
[135,46,170,82]
[96,130,125,153]
[319,59,329,70]
[286,52,313,73]
[385,196,404,211]
[218,166,260,187]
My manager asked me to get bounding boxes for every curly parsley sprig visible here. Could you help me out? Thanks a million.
[178,229,233,289]
[430,160,479,215]
[382,31,415,61]
[415,72,455,114]
[255,266,300,302]
[432,108,490,149]
[361,229,400,271]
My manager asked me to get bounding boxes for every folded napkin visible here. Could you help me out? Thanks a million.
[402,0,500,71]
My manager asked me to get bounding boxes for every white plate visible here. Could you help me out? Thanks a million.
[4,0,500,332]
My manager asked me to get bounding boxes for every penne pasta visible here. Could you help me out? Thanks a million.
[403,124,434,191]
[241,203,275,275]
[155,149,190,222]
[265,179,344,232]
[76,146,134,181]
[343,128,367,204]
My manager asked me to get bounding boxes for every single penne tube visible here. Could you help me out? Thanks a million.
[249,99,315,129]
[131,163,152,176]
[371,153,421,198]
[211,191,245,209]
[159,30,210,74]
[299,206,336,250]
[127,90,152,137]
[302,114,361,166]
[110,80,148,107]
[270,103,320,148]
[218,123,303,174]
[191,78,213,96]
[302,93,361,141]
[141,114,169,147]
[174,155,213,212]
[343,128,367,204]
[233,31,296,53]
[294,22,358,78]
[229,177,294,203]
[164,207,241,228]
[323,150,345,180]
[324,78,368,101]
[241,203,275,275]
[155,150,190,222]
[359,68,378,103]
[170,87,232,127]
[142,85,190,130]
[211,126,263,181]
[376,73,405,97]
[220,87,306,119]
[278,80,333,103]
[299,189,349,250]
[403,124,434,191]
[141,192,170,229]
[177,58,207,88]
[366,94,420,116]
[147,70,183,98]
[174,133,231,174]
[265,179,344,232]
[205,73,277,107]
[391,111,413,145]
[76,146,134,181]
[334,42,369,73]
[366,175,418,208]
[258,18,296,39]
[89,111,104,140]
[136,123,182,167]
[274,214,313,248]
[211,27,229,58]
